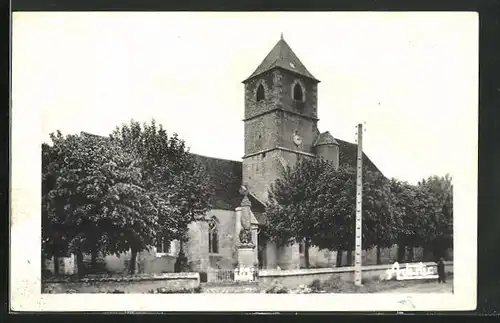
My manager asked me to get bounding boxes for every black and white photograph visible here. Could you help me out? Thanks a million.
[11,12,477,311]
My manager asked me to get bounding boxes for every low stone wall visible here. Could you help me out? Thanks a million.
[258,261,453,289]
[43,273,200,293]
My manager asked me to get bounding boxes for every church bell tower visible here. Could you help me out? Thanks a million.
[242,34,321,203]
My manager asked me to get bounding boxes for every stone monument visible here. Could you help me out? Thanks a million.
[235,184,256,270]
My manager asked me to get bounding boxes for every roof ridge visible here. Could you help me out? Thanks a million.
[333,137,356,145]
[248,192,266,208]
[191,152,242,164]
[278,38,285,60]
[313,131,338,147]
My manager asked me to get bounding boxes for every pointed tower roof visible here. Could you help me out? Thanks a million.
[243,35,319,83]
[313,131,339,147]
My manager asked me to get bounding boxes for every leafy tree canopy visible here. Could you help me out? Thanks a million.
[43,130,157,259]
[42,119,215,273]
[265,156,453,261]
[109,120,214,242]
[265,158,397,253]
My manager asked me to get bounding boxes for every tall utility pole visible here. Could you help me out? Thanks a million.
[354,123,363,286]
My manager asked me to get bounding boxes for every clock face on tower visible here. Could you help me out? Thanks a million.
[293,131,302,147]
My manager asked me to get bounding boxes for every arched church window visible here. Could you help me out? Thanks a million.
[156,236,170,255]
[256,84,265,102]
[293,83,303,101]
[208,217,219,254]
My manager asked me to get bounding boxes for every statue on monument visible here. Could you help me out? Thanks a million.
[238,184,253,245]
[239,229,252,244]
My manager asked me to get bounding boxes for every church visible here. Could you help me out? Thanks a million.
[111,35,385,274]
[64,35,392,276]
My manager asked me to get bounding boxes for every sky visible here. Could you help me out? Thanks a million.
[12,12,478,184]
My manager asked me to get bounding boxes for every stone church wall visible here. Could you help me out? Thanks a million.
[185,221,208,272]
[278,243,301,269]
[243,150,282,203]
[78,208,239,275]
[186,209,237,272]
[263,240,278,269]
[339,245,432,267]
[305,247,337,268]
[102,247,178,274]
[300,245,404,269]
[301,244,452,269]
[244,72,279,119]
[315,144,340,168]
[280,112,317,153]
[42,248,178,275]
[244,112,281,154]
[278,71,318,119]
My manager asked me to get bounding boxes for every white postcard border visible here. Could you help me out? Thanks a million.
[10,11,478,312]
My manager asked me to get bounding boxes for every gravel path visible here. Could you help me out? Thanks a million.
[384,279,454,294]
[201,284,262,293]
[200,279,454,294]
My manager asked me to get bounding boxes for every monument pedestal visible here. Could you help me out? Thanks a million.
[234,186,258,282]
[237,244,255,268]
[235,243,256,282]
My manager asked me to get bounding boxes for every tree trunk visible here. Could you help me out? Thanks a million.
[346,250,353,266]
[336,250,343,267]
[397,244,406,262]
[76,252,84,276]
[129,248,138,274]
[422,246,429,262]
[436,237,449,260]
[54,256,60,275]
[90,250,98,272]
[304,240,310,269]
[175,239,189,273]
[408,247,414,262]
[376,246,382,265]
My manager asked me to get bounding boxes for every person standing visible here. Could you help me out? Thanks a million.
[437,257,446,283]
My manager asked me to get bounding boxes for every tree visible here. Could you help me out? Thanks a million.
[311,162,356,265]
[312,163,396,265]
[109,119,214,272]
[265,156,329,268]
[42,141,67,274]
[265,157,396,267]
[43,122,214,275]
[390,175,453,262]
[390,179,422,261]
[419,175,453,259]
[360,169,398,264]
[42,131,161,274]
[390,179,438,262]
